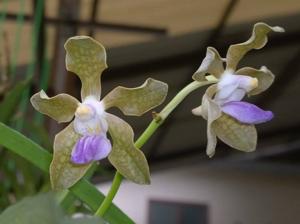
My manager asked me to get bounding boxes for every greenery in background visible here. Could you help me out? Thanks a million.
[0,0,48,210]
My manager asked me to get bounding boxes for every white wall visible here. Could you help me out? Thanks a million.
[98,163,300,224]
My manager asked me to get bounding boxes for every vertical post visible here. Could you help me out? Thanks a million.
[49,0,80,135]
[88,0,99,37]
[34,0,45,84]
[52,0,80,95]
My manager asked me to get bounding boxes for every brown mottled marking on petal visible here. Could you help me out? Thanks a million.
[212,114,257,152]
[106,113,150,184]
[30,91,79,123]
[103,78,168,116]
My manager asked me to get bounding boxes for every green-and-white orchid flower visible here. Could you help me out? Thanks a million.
[31,36,168,190]
[192,23,284,157]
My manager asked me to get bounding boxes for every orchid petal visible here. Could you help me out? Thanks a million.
[212,114,257,152]
[226,23,284,70]
[30,90,79,123]
[106,113,150,184]
[192,85,222,157]
[236,66,274,96]
[193,47,224,81]
[191,105,203,116]
[65,36,107,101]
[103,78,168,116]
[71,135,111,164]
[50,123,91,190]
[221,101,274,124]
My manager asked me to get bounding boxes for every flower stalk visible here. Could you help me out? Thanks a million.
[95,79,216,217]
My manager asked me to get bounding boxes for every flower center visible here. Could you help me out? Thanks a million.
[214,70,259,105]
[73,96,108,136]
[75,104,95,121]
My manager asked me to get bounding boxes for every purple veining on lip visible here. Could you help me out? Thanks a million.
[71,135,112,165]
[221,101,274,124]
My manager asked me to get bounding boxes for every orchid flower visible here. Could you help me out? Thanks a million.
[31,36,168,190]
[192,23,284,157]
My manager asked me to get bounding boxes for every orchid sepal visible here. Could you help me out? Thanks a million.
[65,36,107,101]
[106,113,150,184]
[236,66,274,96]
[50,123,91,190]
[30,90,79,123]
[212,114,257,152]
[226,22,284,70]
[192,47,224,82]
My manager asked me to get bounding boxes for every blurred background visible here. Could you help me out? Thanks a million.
[0,0,300,223]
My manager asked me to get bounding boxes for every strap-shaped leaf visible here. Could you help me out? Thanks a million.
[226,23,284,70]
[212,114,257,152]
[65,36,107,101]
[103,78,168,116]
[236,66,274,96]
[192,47,224,82]
[30,90,79,123]
[50,123,91,190]
[106,113,150,184]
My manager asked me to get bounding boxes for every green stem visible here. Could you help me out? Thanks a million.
[95,79,216,217]
[95,172,123,217]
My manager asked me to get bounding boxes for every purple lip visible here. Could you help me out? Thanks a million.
[221,101,274,124]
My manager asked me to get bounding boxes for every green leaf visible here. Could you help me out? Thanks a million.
[212,114,257,152]
[64,218,105,224]
[0,193,105,224]
[65,36,107,101]
[50,123,90,190]
[103,78,168,116]
[236,66,274,96]
[192,47,224,82]
[0,193,63,224]
[30,91,79,123]
[226,22,284,70]
[106,113,151,184]
[0,122,134,224]
[0,79,30,123]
